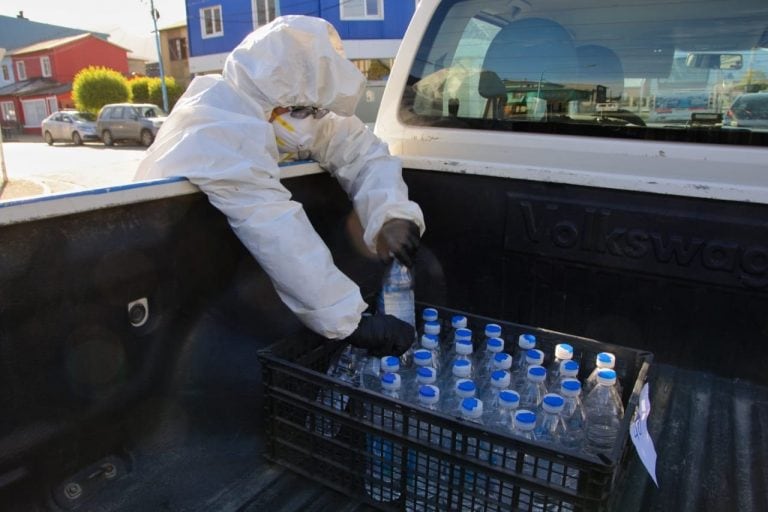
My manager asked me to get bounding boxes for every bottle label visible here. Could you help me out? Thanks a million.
[630,383,658,486]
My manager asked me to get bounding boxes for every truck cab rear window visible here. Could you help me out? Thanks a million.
[400,0,768,146]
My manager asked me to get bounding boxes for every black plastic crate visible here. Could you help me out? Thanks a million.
[258,305,653,511]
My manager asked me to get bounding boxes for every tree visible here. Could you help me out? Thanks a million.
[72,66,130,114]
[147,77,184,112]
[736,69,768,93]
[129,76,152,104]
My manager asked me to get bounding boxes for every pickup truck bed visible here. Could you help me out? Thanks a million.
[2,170,766,511]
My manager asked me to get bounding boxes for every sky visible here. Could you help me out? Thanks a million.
[0,0,188,60]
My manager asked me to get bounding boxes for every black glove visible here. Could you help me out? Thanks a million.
[347,314,415,357]
[376,219,421,267]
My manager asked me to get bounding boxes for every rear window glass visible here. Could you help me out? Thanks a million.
[400,0,768,146]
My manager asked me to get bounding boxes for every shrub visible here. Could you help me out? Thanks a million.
[147,77,184,112]
[72,66,130,114]
[129,76,152,104]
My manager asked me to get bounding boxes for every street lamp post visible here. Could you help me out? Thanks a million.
[150,0,169,112]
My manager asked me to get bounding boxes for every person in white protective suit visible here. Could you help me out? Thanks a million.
[134,15,424,356]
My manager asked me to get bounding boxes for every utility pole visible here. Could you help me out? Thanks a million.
[0,47,7,189]
[150,0,170,112]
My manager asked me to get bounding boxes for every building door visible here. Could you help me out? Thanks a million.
[21,98,48,128]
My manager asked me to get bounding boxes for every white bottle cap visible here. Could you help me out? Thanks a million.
[455,328,473,342]
[380,356,400,373]
[560,378,581,397]
[381,372,401,391]
[422,308,439,322]
[490,370,511,389]
[413,349,433,367]
[560,360,580,378]
[455,338,473,355]
[460,397,484,419]
[526,365,547,383]
[595,352,616,369]
[484,323,502,338]
[416,366,437,384]
[419,384,440,405]
[424,321,441,336]
[492,352,513,370]
[486,337,504,353]
[596,368,618,386]
[554,343,574,361]
[499,390,520,409]
[451,315,468,329]
[455,379,477,398]
[525,349,545,366]
[514,410,537,431]
[421,333,439,350]
[452,359,472,378]
[518,334,536,350]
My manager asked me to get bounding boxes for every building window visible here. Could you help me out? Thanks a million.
[200,6,223,38]
[1,65,9,81]
[340,0,384,20]
[252,0,276,28]
[16,61,27,81]
[40,56,52,77]
[169,38,188,61]
[1,101,17,122]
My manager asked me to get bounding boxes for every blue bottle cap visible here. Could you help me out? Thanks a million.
[597,369,618,384]
[542,393,565,408]
[424,322,441,336]
[563,360,579,372]
[457,380,476,393]
[487,337,504,351]
[491,369,507,381]
[460,397,484,418]
[381,356,400,373]
[454,359,471,368]
[515,410,537,425]
[518,334,536,349]
[485,323,502,337]
[451,315,468,328]
[417,366,436,379]
[526,349,544,365]
[455,328,473,341]
[419,385,437,398]
[413,349,432,365]
[561,379,581,393]
[422,308,439,322]
[527,365,547,382]
[499,390,520,405]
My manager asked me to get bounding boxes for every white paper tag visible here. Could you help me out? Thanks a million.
[630,382,659,486]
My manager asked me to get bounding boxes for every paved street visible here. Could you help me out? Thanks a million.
[1,138,145,200]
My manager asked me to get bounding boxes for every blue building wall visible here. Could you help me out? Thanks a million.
[187,0,256,58]
[186,0,416,59]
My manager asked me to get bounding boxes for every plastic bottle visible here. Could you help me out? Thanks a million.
[548,359,580,394]
[559,378,587,451]
[443,378,477,415]
[447,328,474,369]
[546,343,574,389]
[474,336,505,383]
[420,333,442,376]
[583,369,625,454]
[366,373,404,502]
[455,398,488,510]
[490,352,513,377]
[584,352,623,397]
[439,358,472,404]
[421,307,439,334]
[512,333,537,372]
[442,318,469,365]
[362,355,400,391]
[311,345,363,437]
[512,349,545,390]
[403,349,434,399]
[534,393,566,445]
[519,365,547,409]
[405,384,441,511]
[512,409,538,441]
[379,260,416,367]
[475,323,502,366]
[487,389,520,434]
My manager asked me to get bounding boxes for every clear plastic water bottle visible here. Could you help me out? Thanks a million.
[512,409,538,441]
[405,384,442,511]
[420,333,442,376]
[583,369,625,455]
[519,365,547,409]
[447,329,474,369]
[415,366,438,389]
[455,398,488,509]
[487,389,520,434]
[311,345,364,437]
[560,378,587,451]
[442,318,469,365]
[512,348,545,390]
[546,343,574,389]
[490,352,513,376]
[584,352,622,397]
[361,354,398,390]
[548,359,580,394]
[366,373,404,502]
[403,349,434,399]
[475,323,502,366]
[512,333,537,371]
[479,369,511,417]
[534,393,566,445]
[379,260,416,367]
[474,336,505,383]
[439,358,472,403]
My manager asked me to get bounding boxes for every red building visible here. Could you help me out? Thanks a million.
[0,33,129,135]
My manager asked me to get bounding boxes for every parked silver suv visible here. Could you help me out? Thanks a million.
[96,103,167,147]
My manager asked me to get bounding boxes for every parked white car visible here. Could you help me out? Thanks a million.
[41,111,99,145]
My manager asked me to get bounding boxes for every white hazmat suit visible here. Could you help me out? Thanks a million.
[134,16,425,340]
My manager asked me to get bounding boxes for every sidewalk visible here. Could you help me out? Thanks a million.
[0,179,47,200]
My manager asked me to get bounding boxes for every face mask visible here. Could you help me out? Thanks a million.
[271,111,321,161]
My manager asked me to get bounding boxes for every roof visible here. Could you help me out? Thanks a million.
[0,15,108,51]
[9,33,130,56]
[160,20,188,31]
[0,78,70,97]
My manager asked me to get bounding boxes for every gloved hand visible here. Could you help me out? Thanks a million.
[347,314,415,357]
[376,219,421,267]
